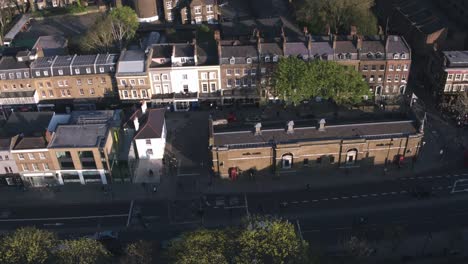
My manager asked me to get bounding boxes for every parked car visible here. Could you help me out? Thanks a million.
[245,115,261,123]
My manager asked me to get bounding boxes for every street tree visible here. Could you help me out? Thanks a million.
[120,240,155,264]
[295,0,378,35]
[0,227,59,264]
[273,57,370,105]
[343,236,374,258]
[167,229,231,264]
[81,6,138,52]
[236,217,309,264]
[55,238,111,264]
[0,0,15,44]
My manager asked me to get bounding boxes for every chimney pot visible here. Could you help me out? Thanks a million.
[141,101,148,114]
[286,120,294,134]
[134,117,140,131]
[254,122,262,135]
[318,119,326,131]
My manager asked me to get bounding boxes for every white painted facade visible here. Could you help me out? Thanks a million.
[170,67,200,93]
[135,121,166,160]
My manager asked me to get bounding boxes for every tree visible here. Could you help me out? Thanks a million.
[295,0,378,35]
[120,240,155,264]
[452,90,468,118]
[0,0,15,44]
[273,57,370,105]
[236,217,309,264]
[343,236,374,258]
[167,229,231,264]
[0,227,58,264]
[81,6,138,52]
[109,6,139,49]
[55,238,111,264]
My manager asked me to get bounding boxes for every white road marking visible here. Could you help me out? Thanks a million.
[391,192,397,195]
[312,200,319,202]
[371,194,378,196]
[332,197,339,200]
[126,200,134,227]
[351,195,359,198]
[224,205,247,209]
[400,190,408,194]
[322,198,329,201]
[381,193,388,195]
[0,214,129,222]
[302,200,309,203]
[341,197,349,199]
[177,173,200,177]
[361,194,368,198]
[292,201,299,204]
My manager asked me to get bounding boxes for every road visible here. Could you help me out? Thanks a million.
[1,170,467,245]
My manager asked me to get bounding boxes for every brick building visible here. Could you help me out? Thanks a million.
[164,0,218,24]
[210,118,424,179]
[116,49,152,102]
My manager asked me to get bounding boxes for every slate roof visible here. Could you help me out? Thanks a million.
[72,55,97,66]
[120,49,145,62]
[95,54,119,65]
[386,35,410,54]
[132,108,166,140]
[174,44,194,57]
[284,42,308,57]
[14,137,47,150]
[152,45,173,58]
[361,39,385,53]
[1,112,54,137]
[444,51,468,68]
[49,124,109,148]
[260,42,282,55]
[309,41,333,56]
[0,56,29,70]
[213,120,419,147]
[30,56,55,69]
[53,55,74,67]
[221,44,258,58]
[0,138,11,150]
[334,41,358,54]
[197,43,218,65]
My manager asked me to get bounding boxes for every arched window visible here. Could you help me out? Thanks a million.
[401,53,406,59]
[282,153,293,169]
[264,56,270,62]
[346,149,358,164]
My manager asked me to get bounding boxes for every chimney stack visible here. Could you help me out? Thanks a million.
[141,101,148,114]
[356,36,363,50]
[134,117,140,131]
[303,26,308,35]
[286,121,294,134]
[254,122,262,135]
[318,119,326,131]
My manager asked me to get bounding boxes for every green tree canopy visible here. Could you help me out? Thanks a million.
[236,217,309,264]
[273,57,370,105]
[55,238,111,264]
[81,6,138,52]
[167,229,231,264]
[120,240,155,264]
[295,0,378,35]
[0,227,59,264]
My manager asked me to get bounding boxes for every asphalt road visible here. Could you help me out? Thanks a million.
[0,169,467,249]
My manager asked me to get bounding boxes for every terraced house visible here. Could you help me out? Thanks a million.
[164,0,219,24]
[29,53,118,109]
[0,50,38,113]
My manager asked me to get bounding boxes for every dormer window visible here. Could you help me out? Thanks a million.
[86,68,91,74]
[338,53,344,59]
[58,69,64,75]
[160,59,166,64]
[273,55,278,62]
[229,57,235,64]
[264,56,270,62]
[246,58,252,64]
[375,52,382,58]
[346,53,352,59]
[75,69,80,74]
[322,54,328,60]
[401,53,406,59]
[367,52,374,58]
[314,54,320,60]
[393,53,400,59]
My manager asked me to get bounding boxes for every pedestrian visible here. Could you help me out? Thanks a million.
[153,185,157,192]
[306,183,310,190]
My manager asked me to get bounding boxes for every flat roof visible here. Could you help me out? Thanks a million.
[49,124,109,148]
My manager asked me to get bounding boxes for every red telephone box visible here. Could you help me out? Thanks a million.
[229,167,238,181]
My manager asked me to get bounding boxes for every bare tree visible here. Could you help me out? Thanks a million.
[452,91,468,117]
[0,0,15,44]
